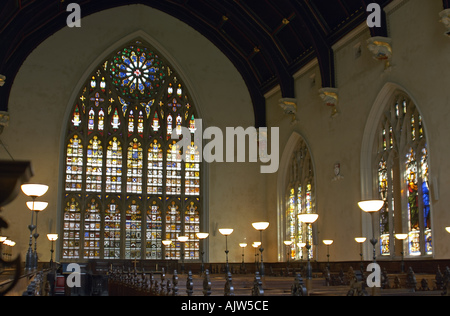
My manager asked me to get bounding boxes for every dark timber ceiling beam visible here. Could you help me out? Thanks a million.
[291,0,336,88]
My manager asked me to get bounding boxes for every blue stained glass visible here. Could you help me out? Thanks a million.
[422,181,430,228]
[123,57,131,65]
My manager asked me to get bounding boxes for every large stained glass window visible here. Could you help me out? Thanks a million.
[285,138,315,261]
[62,40,202,261]
[375,94,432,258]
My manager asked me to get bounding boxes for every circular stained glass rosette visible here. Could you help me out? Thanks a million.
[110,44,166,100]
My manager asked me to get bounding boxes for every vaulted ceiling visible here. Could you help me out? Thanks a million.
[1,0,429,127]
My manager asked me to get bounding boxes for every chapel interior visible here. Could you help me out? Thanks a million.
[1,0,450,296]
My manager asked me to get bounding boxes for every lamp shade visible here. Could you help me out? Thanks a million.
[283,240,293,246]
[355,237,367,243]
[4,240,15,246]
[177,236,189,242]
[323,240,334,246]
[196,233,209,239]
[252,242,261,248]
[239,243,248,248]
[219,228,233,236]
[358,200,384,213]
[394,233,408,240]
[21,184,49,197]
[297,242,306,248]
[252,222,270,231]
[26,201,48,211]
[446,227,450,234]
[298,213,319,224]
[162,240,172,246]
[47,234,58,241]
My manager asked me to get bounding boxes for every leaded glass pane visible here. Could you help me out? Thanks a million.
[125,200,142,259]
[146,201,162,259]
[104,199,121,259]
[63,197,81,259]
[84,198,101,259]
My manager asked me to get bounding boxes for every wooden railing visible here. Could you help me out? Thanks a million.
[107,267,308,296]
[1,268,52,296]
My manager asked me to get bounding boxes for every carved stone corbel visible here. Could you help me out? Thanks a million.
[318,88,339,117]
[439,9,450,37]
[367,36,393,69]
[0,112,9,136]
[278,98,298,125]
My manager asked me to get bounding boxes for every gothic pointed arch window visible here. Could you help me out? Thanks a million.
[374,93,432,257]
[62,39,202,261]
[285,138,316,261]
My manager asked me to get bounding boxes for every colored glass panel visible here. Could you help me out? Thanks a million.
[421,147,432,254]
[106,137,122,193]
[185,142,200,196]
[110,44,166,100]
[166,141,182,195]
[405,148,420,255]
[185,202,200,260]
[147,139,163,195]
[165,201,181,259]
[125,201,142,259]
[288,188,296,259]
[86,136,103,193]
[62,198,81,259]
[104,200,121,259]
[127,138,143,194]
[378,158,390,255]
[146,201,162,259]
[84,198,101,259]
[65,135,83,192]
